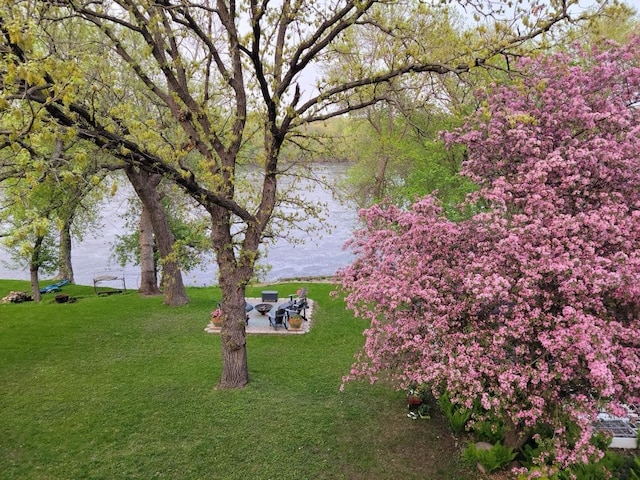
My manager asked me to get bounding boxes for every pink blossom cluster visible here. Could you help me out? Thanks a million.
[338,38,640,475]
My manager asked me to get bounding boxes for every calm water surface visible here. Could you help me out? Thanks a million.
[0,163,359,287]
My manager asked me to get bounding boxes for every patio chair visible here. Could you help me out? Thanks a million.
[268,307,289,330]
[245,302,254,325]
[289,288,308,320]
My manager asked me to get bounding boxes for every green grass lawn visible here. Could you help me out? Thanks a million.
[0,280,476,479]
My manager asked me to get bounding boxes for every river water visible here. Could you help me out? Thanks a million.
[0,163,359,287]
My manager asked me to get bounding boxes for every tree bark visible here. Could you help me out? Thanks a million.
[57,219,74,283]
[503,418,530,450]
[138,203,161,295]
[217,276,250,388]
[30,235,43,302]
[373,153,389,201]
[30,265,41,302]
[210,198,258,389]
[125,166,188,306]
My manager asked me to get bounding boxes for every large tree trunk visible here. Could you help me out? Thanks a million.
[217,274,250,388]
[138,204,161,295]
[30,266,41,302]
[125,166,188,306]
[57,219,74,283]
[53,137,75,284]
[30,235,43,302]
[210,202,256,389]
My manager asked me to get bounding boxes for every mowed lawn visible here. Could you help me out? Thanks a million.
[0,280,476,480]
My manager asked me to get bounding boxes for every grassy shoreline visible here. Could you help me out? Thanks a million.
[0,280,476,479]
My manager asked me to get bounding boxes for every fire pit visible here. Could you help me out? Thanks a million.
[255,303,273,315]
[55,293,70,303]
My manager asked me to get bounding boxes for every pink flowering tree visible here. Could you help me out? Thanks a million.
[338,38,640,473]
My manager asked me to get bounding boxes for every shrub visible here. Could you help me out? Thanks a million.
[339,38,640,476]
[471,417,505,444]
[438,392,472,434]
[463,441,516,474]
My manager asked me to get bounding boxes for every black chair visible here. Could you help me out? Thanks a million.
[245,302,254,325]
[286,302,305,320]
[268,307,289,330]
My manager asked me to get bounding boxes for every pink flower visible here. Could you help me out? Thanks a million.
[337,36,640,476]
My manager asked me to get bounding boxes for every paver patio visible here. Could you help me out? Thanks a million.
[204,297,314,335]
